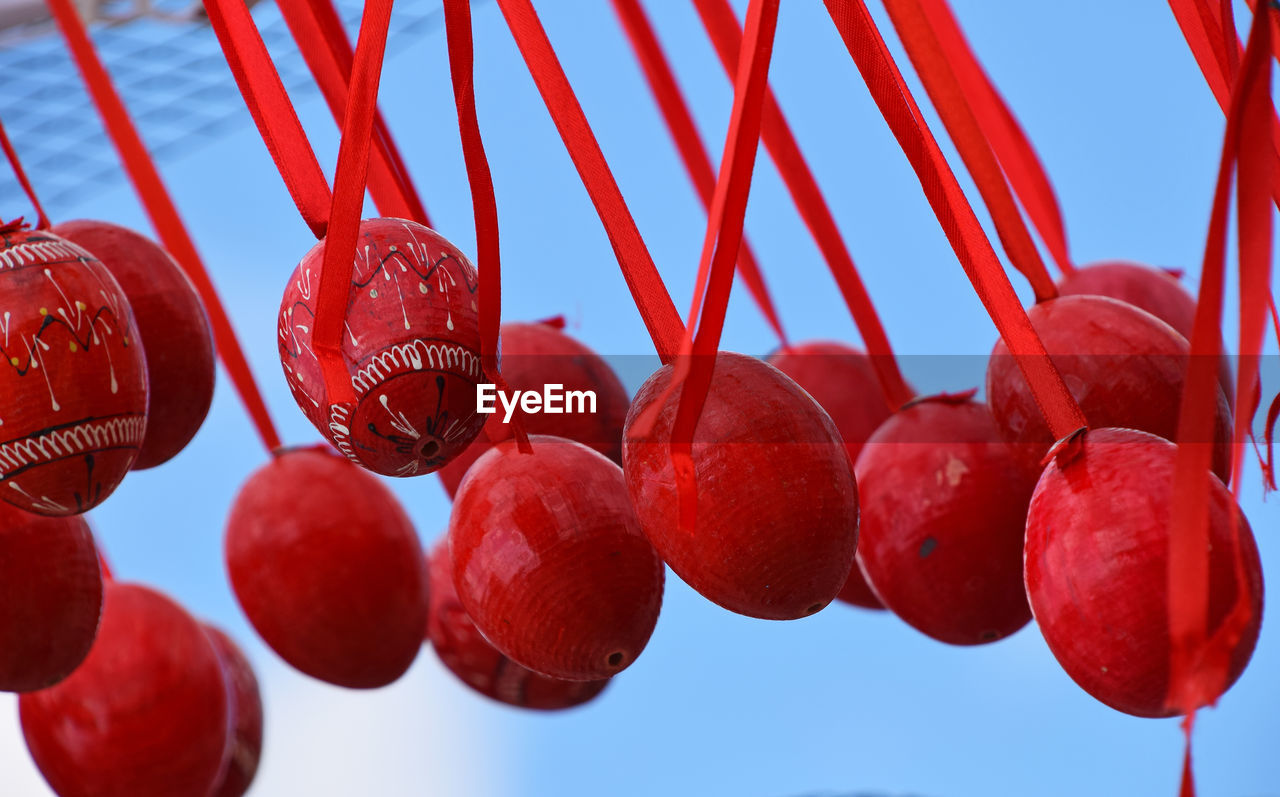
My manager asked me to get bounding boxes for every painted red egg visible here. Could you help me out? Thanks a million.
[52,220,215,470]
[426,539,608,710]
[278,218,483,477]
[450,436,663,681]
[985,295,1232,480]
[437,320,630,498]
[20,582,231,797]
[1025,427,1263,717]
[854,393,1036,644]
[0,223,149,516]
[204,625,264,797]
[623,352,859,620]
[1056,260,1233,403]
[767,340,894,610]
[0,501,102,692]
[225,446,429,688]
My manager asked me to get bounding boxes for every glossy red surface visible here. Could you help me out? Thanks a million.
[450,436,663,681]
[437,320,630,497]
[0,225,148,515]
[0,501,102,692]
[1025,428,1264,717]
[204,625,263,797]
[985,295,1232,480]
[52,220,215,469]
[225,447,428,688]
[854,395,1035,644]
[768,340,893,610]
[277,218,483,477]
[623,352,859,620]
[20,582,231,797]
[426,539,608,710]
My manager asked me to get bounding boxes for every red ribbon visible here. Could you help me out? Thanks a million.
[821,0,1086,440]
[46,0,282,455]
[0,117,50,230]
[693,0,913,411]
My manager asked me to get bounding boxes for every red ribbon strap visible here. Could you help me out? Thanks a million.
[46,0,282,454]
[821,0,1086,439]
[0,117,50,230]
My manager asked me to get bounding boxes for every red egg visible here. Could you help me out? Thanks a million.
[0,223,149,515]
[450,436,663,681]
[854,394,1036,644]
[0,501,102,692]
[225,447,428,688]
[20,582,231,797]
[426,539,608,710]
[1056,260,1233,402]
[623,351,859,620]
[437,320,630,497]
[986,295,1232,480]
[767,340,894,610]
[51,220,215,469]
[278,218,483,477]
[1025,427,1263,717]
[204,625,264,797]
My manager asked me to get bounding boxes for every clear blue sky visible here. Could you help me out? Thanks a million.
[2,1,1277,795]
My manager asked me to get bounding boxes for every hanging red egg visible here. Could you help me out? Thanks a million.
[437,320,630,497]
[0,222,149,516]
[1056,260,1233,402]
[0,501,102,692]
[1025,427,1263,717]
[623,351,859,620]
[426,539,609,710]
[767,340,894,610]
[225,446,428,688]
[278,218,483,477]
[450,436,663,681]
[854,393,1036,644]
[204,624,264,797]
[20,582,231,797]
[985,294,1232,480]
[52,220,216,470]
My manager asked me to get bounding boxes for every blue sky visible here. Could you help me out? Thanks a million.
[1,1,1277,795]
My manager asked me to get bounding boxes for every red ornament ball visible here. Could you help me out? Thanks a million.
[986,295,1232,480]
[20,582,231,797]
[450,436,663,681]
[854,393,1036,644]
[623,352,859,620]
[767,340,894,610]
[0,501,102,692]
[225,446,429,688]
[437,320,630,497]
[0,223,149,515]
[1025,428,1264,717]
[52,220,215,469]
[426,539,608,710]
[278,218,483,477]
[204,624,264,797]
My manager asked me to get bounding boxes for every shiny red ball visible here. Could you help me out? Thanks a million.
[0,501,102,692]
[768,340,893,610]
[437,320,629,497]
[1025,428,1263,717]
[450,436,663,681]
[278,218,483,477]
[20,582,231,797]
[0,224,148,515]
[225,447,428,688]
[986,295,1231,480]
[623,352,859,620]
[204,625,263,797]
[52,220,215,469]
[854,394,1035,644]
[426,539,608,710]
